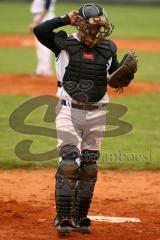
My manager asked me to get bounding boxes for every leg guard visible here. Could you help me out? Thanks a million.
[74,149,99,223]
[55,145,80,225]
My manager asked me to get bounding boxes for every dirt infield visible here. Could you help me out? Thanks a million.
[0,34,160,52]
[0,169,160,240]
[0,74,160,97]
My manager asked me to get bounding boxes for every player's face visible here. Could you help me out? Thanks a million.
[77,18,101,46]
[78,28,103,47]
[77,15,114,47]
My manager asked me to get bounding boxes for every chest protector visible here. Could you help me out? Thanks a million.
[62,37,117,103]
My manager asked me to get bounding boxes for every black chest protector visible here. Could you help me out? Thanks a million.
[62,37,117,103]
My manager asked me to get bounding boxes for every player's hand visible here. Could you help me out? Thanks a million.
[89,16,110,30]
[68,10,81,26]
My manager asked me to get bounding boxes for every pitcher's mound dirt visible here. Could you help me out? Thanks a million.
[1,34,160,52]
[0,74,160,97]
[0,169,160,240]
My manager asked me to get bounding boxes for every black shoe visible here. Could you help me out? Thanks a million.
[78,217,91,234]
[54,217,74,236]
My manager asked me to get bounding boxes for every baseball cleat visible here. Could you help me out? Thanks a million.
[57,225,72,236]
[54,217,75,236]
[78,217,91,234]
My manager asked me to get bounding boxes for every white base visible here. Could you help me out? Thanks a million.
[89,215,141,223]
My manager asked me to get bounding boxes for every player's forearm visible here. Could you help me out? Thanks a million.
[34,16,70,39]
[33,16,70,55]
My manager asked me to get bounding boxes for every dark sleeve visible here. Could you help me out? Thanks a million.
[33,16,70,57]
[108,40,119,74]
[44,0,51,10]
[108,54,119,74]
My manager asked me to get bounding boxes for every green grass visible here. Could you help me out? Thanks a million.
[0,95,58,169]
[101,93,160,170]
[0,2,32,35]
[0,47,160,83]
[0,94,160,170]
[118,51,160,83]
[0,48,36,74]
[0,2,160,81]
[0,2,160,39]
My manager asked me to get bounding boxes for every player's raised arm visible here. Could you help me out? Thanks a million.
[33,17,68,56]
[33,11,81,57]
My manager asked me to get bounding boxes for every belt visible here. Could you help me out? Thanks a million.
[58,81,62,87]
[61,99,107,111]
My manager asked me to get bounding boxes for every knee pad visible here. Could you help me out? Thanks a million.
[59,144,80,160]
[56,159,79,179]
[81,149,100,163]
[79,162,98,181]
[56,145,80,179]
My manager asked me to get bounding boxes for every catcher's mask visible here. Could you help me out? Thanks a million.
[77,3,114,46]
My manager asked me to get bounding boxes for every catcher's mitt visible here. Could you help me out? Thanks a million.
[108,51,138,91]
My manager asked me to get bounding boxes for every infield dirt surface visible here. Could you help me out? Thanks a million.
[0,74,160,97]
[0,169,160,240]
[0,35,160,52]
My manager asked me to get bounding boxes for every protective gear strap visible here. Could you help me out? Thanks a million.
[81,149,100,163]
[59,144,80,160]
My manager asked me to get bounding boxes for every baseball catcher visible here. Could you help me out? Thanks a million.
[33,3,138,236]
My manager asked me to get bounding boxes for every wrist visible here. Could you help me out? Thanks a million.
[60,15,71,25]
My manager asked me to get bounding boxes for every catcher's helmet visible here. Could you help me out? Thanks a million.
[77,3,113,47]
[78,4,105,19]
